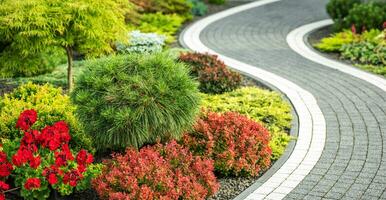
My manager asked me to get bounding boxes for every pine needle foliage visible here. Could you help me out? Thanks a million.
[72,53,200,151]
[0,0,129,91]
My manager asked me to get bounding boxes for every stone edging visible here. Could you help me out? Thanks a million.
[286,19,386,92]
[179,0,326,199]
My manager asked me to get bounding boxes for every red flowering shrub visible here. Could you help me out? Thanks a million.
[0,151,11,200]
[179,52,242,94]
[93,140,219,200]
[181,112,272,177]
[0,110,102,199]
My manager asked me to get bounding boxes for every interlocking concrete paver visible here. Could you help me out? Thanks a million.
[182,0,386,199]
[196,0,386,199]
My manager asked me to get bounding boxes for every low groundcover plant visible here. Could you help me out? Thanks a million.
[0,110,101,200]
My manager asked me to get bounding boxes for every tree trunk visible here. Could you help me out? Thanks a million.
[65,47,74,92]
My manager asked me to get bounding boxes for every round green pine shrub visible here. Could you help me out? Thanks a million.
[179,52,242,94]
[200,87,292,160]
[181,112,272,177]
[345,3,386,32]
[92,140,219,199]
[0,83,94,152]
[72,53,200,150]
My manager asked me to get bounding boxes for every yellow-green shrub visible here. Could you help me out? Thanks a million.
[200,87,292,160]
[315,30,355,52]
[0,83,93,152]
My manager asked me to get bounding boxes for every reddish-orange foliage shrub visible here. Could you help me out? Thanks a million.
[93,141,219,200]
[181,112,272,177]
[179,52,242,94]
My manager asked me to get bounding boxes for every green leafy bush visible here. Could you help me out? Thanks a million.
[189,0,208,16]
[209,0,226,5]
[130,12,185,43]
[11,62,87,89]
[0,47,66,78]
[0,83,93,152]
[72,53,200,151]
[345,3,386,32]
[326,0,360,31]
[315,29,382,52]
[358,64,386,76]
[200,87,292,160]
[179,52,242,94]
[341,42,386,65]
[181,112,272,177]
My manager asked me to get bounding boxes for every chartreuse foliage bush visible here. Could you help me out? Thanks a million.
[181,112,272,177]
[315,30,356,52]
[72,53,200,151]
[0,110,101,200]
[0,83,93,152]
[0,0,129,90]
[179,52,242,94]
[129,12,185,43]
[200,87,292,160]
[93,141,219,199]
[315,29,382,52]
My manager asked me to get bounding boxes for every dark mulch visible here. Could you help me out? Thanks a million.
[0,80,17,96]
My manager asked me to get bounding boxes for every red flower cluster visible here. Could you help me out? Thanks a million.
[0,180,9,200]
[0,152,12,177]
[24,178,41,190]
[15,109,37,131]
[179,52,242,94]
[7,109,95,194]
[181,112,272,177]
[93,141,219,200]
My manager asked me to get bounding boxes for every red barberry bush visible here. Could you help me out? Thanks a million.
[179,52,242,94]
[181,112,272,177]
[0,110,102,199]
[93,140,219,200]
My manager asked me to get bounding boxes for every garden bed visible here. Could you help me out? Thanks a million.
[0,1,295,200]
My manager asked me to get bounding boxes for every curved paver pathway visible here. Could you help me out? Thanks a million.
[181,0,386,199]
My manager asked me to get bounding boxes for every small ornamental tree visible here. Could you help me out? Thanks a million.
[0,0,129,91]
[0,110,101,199]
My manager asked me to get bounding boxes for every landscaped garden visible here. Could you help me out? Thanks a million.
[0,0,294,199]
[310,0,386,76]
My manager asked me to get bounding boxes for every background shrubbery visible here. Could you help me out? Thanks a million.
[72,53,200,151]
[327,0,386,31]
[116,30,166,54]
[179,52,242,94]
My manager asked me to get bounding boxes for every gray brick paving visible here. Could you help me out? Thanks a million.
[198,0,386,199]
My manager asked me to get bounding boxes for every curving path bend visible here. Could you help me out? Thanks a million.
[181,0,386,199]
